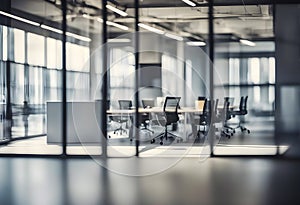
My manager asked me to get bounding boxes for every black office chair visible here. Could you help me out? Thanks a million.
[150,96,182,145]
[224,97,234,107]
[141,99,155,108]
[188,97,208,141]
[219,100,234,138]
[197,99,213,137]
[109,100,132,135]
[190,99,213,142]
[228,96,250,134]
[140,99,155,134]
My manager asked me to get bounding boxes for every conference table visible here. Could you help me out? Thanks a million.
[107,107,202,114]
[107,105,237,141]
[107,107,204,141]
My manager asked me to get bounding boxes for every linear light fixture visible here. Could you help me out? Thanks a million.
[0,10,91,42]
[95,17,128,31]
[0,10,40,26]
[181,0,196,7]
[240,39,256,46]
[107,21,129,31]
[82,14,94,20]
[108,38,131,43]
[106,5,128,17]
[186,41,206,46]
[41,24,91,42]
[165,33,183,41]
[96,17,103,23]
[138,23,164,35]
[66,32,91,42]
[41,24,63,34]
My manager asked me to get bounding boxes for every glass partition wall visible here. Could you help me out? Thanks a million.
[212,4,281,155]
[0,0,287,158]
[0,0,64,154]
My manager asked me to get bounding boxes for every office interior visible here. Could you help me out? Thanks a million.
[0,0,299,158]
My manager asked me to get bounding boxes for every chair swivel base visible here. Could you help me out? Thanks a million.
[141,127,154,134]
[240,126,250,134]
[150,131,183,145]
[229,124,250,134]
[113,127,127,135]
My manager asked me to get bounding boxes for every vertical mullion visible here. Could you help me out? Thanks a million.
[101,0,108,157]
[62,0,67,156]
[134,0,140,157]
[208,0,215,157]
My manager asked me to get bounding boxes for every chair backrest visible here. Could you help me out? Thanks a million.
[163,96,181,125]
[214,98,219,116]
[198,96,206,101]
[221,101,231,123]
[118,100,132,109]
[201,99,212,125]
[242,96,248,111]
[238,96,244,111]
[241,96,248,113]
[203,99,210,114]
[224,97,234,106]
[141,99,155,108]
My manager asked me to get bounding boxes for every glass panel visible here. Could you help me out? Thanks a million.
[0,0,62,154]
[134,1,210,163]
[106,0,135,159]
[65,0,101,156]
[213,4,277,155]
[0,61,7,142]
[275,4,300,157]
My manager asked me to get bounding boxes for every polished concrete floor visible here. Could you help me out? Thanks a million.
[0,157,300,205]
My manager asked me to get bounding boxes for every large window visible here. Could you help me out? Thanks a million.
[10,64,25,105]
[228,56,275,114]
[47,37,62,69]
[2,26,8,61]
[109,48,135,102]
[29,66,43,104]
[14,28,25,63]
[27,32,45,66]
[66,42,90,72]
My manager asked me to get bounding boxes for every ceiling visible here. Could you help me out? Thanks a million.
[9,0,274,41]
